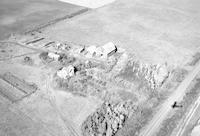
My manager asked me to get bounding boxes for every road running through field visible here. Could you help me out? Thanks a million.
[139,62,200,136]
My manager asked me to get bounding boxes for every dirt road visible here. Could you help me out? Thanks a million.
[139,62,200,136]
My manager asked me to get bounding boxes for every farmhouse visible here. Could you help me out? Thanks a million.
[57,65,75,79]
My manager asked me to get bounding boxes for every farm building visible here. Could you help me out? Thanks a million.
[86,42,117,59]
[101,42,117,58]
[96,42,117,58]
[86,45,97,58]
[48,52,60,61]
[57,65,75,79]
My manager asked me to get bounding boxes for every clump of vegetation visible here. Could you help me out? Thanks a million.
[23,56,34,65]
[39,52,48,60]
[68,76,89,96]
[116,103,153,136]
[58,53,76,65]
[73,60,99,72]
[104,56,118,72]
[53,72,93,97]
[114,87,165,136]
[53,74,71,89]
[39,52,52,63]
[73,61,86,71]
[117,64,137,82]
[119,59,169,89]
[171,68,188,82]
[82,101,135,136]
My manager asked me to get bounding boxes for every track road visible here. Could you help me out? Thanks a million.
[45,75,80,136]
[139,62,200,136]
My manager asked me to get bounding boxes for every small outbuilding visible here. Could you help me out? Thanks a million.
[86,45,97,58]
[57,65,75,79]
[48,52,60,61]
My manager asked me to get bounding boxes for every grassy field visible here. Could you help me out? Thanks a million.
[0,0,86,40]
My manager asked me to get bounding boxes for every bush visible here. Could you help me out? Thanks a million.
[116,105,153,136]
[82,101,134,136]
[171,68,188,82]
[23,56,34,65]
[58,53,76,65]
[53,76,70,89]
[39,52,48,60]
